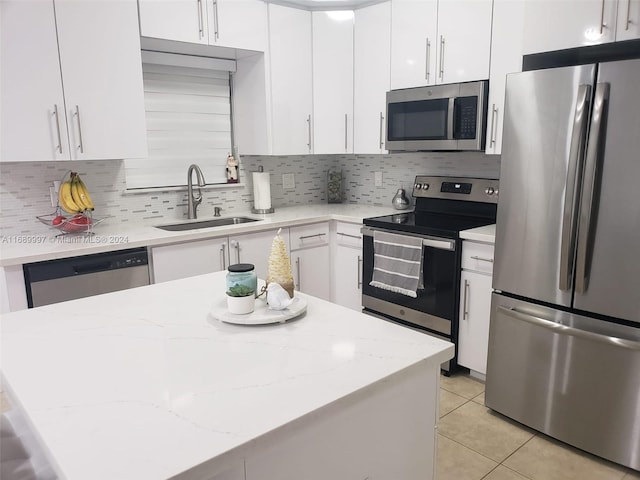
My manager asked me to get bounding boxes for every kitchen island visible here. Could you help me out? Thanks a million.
[1,271,453,480]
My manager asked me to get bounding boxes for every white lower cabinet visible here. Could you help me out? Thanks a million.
[228,229,290,283]
[151,237,229,283]
[457,240,494,375]
[290,223,330,301]
[331,222,363,311]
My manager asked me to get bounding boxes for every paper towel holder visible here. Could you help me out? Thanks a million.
[251,166,275,214]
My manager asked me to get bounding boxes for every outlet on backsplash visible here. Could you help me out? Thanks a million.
[282,173,295,190]
[374,171,383,187]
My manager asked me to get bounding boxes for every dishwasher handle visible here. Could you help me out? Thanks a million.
[74,262,111,275]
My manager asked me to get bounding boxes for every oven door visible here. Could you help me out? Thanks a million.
[361,226,459,339]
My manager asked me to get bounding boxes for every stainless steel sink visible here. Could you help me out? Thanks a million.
[155,217,259,231]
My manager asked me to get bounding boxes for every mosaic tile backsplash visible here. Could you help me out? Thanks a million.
[0,152,499,236]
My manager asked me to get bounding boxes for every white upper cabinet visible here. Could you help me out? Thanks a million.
[390,0,438,89]
[139,0,267,51]
[616,0,640,41]
[55,0,147,161]
[522,0,619,54]
[1,0,147,162]
[312,11,355,154]
[354,2,391,154]
[435,0,492,84]
[138,0,209,44]
[208,0,267,51]
[485,0,525,155]
[268,4,313,155]
[390,0,492,89]
[1,0,69,162]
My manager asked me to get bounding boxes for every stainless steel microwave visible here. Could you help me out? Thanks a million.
[385,80,489,152]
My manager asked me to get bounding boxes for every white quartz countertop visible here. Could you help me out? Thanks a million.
[1,271,453,480]
[459,224,496,243]
[0,204,400,267]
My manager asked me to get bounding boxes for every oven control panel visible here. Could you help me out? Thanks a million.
[412,176,499,203]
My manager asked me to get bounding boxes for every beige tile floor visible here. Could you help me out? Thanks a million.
[437,372,640,480]
[2,379,640,480]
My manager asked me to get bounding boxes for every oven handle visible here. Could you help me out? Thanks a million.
[361,226,455,251]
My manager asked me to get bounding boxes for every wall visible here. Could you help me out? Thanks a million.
[0,152,499,236]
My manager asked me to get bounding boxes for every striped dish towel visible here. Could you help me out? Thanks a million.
[369,230,423,298]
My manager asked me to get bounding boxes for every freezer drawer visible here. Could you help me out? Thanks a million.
[486,293,640,471]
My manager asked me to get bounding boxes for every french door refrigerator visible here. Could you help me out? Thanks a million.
[486,58,640,471]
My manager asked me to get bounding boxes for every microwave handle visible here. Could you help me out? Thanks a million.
[447,97,455,140]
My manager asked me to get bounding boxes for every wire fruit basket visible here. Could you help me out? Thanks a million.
[37,209,105,235]
[37,170,105,236]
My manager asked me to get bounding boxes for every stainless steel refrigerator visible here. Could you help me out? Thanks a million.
[486,59,640,471]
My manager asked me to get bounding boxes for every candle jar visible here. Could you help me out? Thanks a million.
[226,264,258,298]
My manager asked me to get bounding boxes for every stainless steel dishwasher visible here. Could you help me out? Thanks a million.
[23,247,150,308]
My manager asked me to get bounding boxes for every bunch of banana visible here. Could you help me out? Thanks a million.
[58,172,95,214]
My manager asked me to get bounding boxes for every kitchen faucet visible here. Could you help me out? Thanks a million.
[187,164,206,219]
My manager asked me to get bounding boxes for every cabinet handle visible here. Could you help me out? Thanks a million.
[470,255,494,263]
[214,0,220,40]
[197,0,204,38]
[295,257,301,290]
[357,255,362,289]
[74,105,84,154]
[233,241,240,263]
[462,279,470,320]
[220,243,226,270]
[299,233,326,241]
[344,113,348,151]
[337,232,361,240]
[306,114,312,152]
[626,0,632,30]
[599,0,607,33]
[489,104,498,147]
[379,112,385,149]
[425,37,431,81]
[439,36,445,80]
[52,104,63,154]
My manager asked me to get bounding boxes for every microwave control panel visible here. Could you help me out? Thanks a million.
[454,96,478,140]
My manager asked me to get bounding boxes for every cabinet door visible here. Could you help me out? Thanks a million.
[390,0,438,89]
[229,229,290,282]
[616,0,640,41]
[522,0,618,54]
[0,0,70,162]
[436,0,492,84]
[292,247,331,301]
[208,0,267,51]
[354,2,391,154]
[485,0,525,155]
[151,238,229,283]
[333,245,363,311]
[268,4,313,155]
[457,270,492,375]
[138,0,208,44]
[312,11,354,154]
[55,0,148,160]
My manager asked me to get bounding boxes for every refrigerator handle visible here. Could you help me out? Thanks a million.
[498,306,640,351]
[559,84,591,291]
[575,83,609,294]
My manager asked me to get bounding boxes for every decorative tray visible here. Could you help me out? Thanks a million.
[209,296,308,325]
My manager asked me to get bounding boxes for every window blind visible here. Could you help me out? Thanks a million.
[124,52,236,189]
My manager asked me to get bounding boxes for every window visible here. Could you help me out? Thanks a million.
[124,51,236,189]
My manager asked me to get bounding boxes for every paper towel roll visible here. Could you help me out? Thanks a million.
[252,172,273,212]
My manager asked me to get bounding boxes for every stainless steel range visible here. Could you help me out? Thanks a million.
[362,176,499,373]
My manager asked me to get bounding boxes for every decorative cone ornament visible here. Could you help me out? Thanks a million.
[266,228,294,298]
